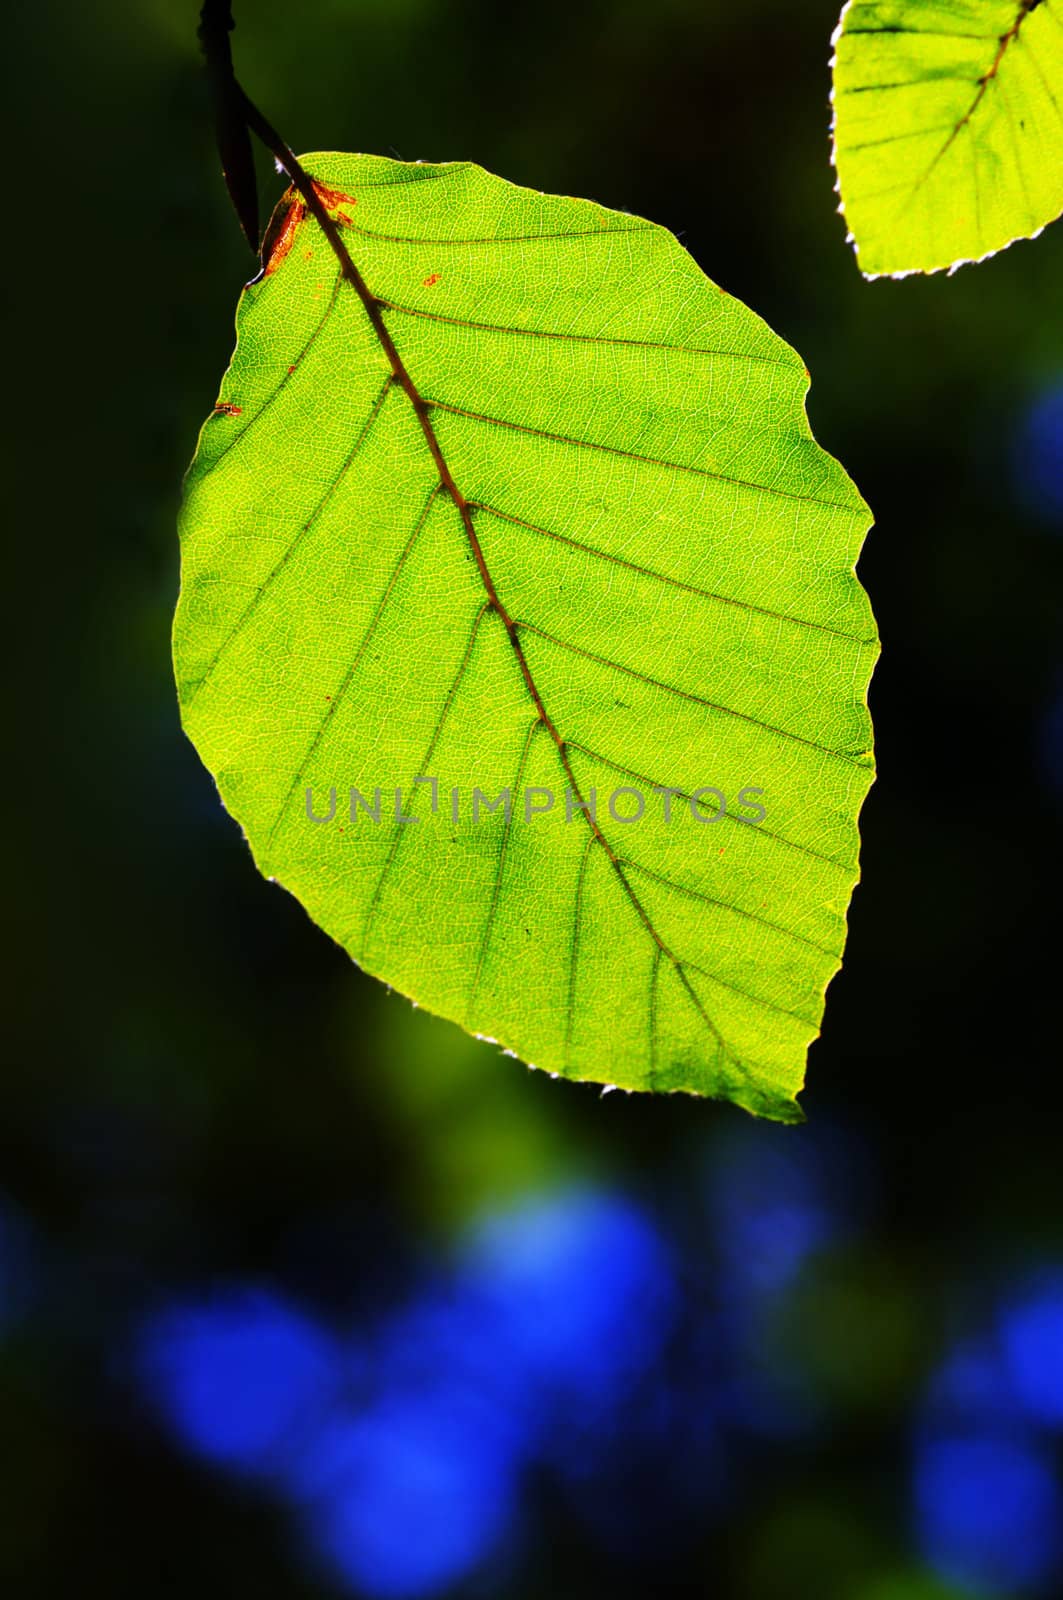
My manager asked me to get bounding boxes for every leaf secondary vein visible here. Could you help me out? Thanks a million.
[202,273,343,480]
[427,398,858,512]
[619,857,837,956]
[466,717,542,1017]
[263,484,442,859]
[380,297,800,368]
[472,501,874,643]
[562,739,855,871]
[518,621,872,767]
[185,373,394,703]
[343,220,655,247]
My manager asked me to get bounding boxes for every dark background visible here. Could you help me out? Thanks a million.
[6,0,1063,1596]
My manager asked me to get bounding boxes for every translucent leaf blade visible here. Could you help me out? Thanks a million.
[174,155,878,1120]
[831,0,1063,276]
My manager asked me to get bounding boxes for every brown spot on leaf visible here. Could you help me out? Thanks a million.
[423,272,441,287]
[212,401,243,418]
[261,180,358,276]
[262,193,306,275]
[313,182,358,224]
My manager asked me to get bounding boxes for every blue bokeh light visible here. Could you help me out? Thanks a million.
[923,1337,1019,1429]
[0,1201,34,1336]
[459,1187,676,1413]
[289,1187,675,1591]
[704,1124,853,1299]
[1000,1275,1063,1428]
[291,1393,517,1598]
[555,1369,727,1559]
[135,1287,342,1474]
[914,1432,1063,1594]
[132,1189,681,1592]
[1014,384,1063,523]
[365,1284,533,1455]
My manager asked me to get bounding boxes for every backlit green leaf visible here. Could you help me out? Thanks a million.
[832,0,1063,276]
[174,155,877,1120]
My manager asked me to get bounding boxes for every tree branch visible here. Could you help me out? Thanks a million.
[198,0,259,250]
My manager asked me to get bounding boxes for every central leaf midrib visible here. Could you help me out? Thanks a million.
[296,176,740,1082]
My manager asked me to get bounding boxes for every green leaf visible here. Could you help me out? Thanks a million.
[174,155,877,1121]
[831,0,1063,276]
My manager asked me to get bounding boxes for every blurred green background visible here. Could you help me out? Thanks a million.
[6,1,1063,1596]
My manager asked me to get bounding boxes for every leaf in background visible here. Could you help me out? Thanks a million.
[832,0,1063,276]
[174,156,877,1120]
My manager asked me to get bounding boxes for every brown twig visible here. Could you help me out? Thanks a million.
[198,0,259,249]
